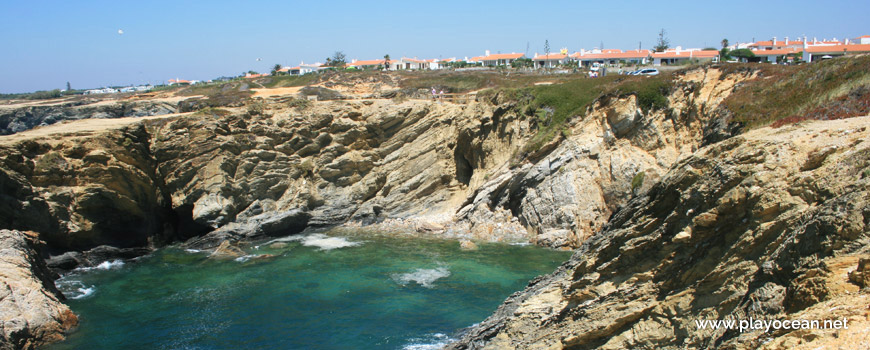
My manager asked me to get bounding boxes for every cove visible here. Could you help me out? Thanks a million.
[49,232,571,349]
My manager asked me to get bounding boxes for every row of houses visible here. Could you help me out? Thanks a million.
[83,85,153,95]
[746,35,870,63]
[212,33,870,79]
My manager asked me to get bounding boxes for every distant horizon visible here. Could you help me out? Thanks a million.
[2,0,868,94]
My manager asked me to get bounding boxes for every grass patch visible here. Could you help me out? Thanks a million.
[721,56,870,128]
[398,70,585,93]
[260,74,320,88]
[491,73,672,156]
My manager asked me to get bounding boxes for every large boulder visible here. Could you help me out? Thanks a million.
[0,230,78,350]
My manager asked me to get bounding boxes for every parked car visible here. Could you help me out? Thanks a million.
[635,68,659,76]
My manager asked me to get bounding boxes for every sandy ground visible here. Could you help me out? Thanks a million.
[0,112,191,145]
[251,87,303,98]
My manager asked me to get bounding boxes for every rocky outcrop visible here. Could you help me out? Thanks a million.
[0,123,173,251]
[449,117,870,349]
[0,100,177,135]
[0,229,77,350]
[0,67,757,253]
[453,67,754,248]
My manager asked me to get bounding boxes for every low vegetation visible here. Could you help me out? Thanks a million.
[720,55,870,128]
[483,72,672,156]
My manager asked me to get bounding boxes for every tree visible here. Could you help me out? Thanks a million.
[544,39,550,70]
[272,64,282,76]
[721,38,729,49]
[729,48,755,62]
[654,28,670,52]
[327,51,347,68]
[384,54,391,70]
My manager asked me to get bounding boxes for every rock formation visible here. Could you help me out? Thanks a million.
[0,229,78,350]
[0,99,177,135]
[448,117,870,349]
[0,67,756,254]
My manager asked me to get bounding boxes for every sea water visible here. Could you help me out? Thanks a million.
[50,232,571,350]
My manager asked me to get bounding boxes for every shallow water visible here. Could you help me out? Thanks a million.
[50,233,571,350]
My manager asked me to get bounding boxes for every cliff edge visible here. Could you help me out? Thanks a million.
[449,116,870,349]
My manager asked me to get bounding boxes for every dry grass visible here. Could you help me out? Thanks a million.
[720,55,870,128]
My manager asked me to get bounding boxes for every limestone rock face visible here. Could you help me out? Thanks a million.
[449,117,870,349]
[0,124,172,251]
[0,230,77,350]
[454,67,754,248]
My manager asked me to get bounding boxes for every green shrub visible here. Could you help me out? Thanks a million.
[631,171,645,192]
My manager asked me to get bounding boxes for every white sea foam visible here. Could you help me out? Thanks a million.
[56,279,96,299]
[392,266,451,288]
[184,248,202,254]
[300,234,361,251]
[75,259,125,272]
[234,254,256,262]
[402,333,453,350]
[509,242,532,246]
[264,235,306,245]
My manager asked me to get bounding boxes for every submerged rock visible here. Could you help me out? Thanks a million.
[209,241,245,259]
[459,239,478,250]
[0,230,78,349]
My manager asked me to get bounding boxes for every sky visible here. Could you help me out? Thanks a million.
[1,0,868,93]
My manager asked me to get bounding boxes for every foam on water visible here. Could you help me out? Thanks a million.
[300,234,361,251]
[392,266,451,288]
[75,259,125,272]
[56,278,96,300]
[402,333,453,350]
[184,248,202,254]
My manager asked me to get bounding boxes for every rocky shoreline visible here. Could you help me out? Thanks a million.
[0,230,78,350]
[1,63,868,349]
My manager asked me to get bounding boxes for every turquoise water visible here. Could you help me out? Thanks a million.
[50,233,571,350]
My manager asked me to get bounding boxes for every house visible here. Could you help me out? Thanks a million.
[749,37,806,51]
[244,73,267,79]
[572,49,651,67]
[347,59,388,70]
[652,48,719,66]
[389,57,428,70]
[532,53,570,68]
[168,79,191,86]
[752,48,801,63]
[852,35,870,45]
[472,51,525,66]
[287,62,325,75]
[803,43,870,62]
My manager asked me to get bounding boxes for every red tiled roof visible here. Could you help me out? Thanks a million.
[652,50,719,59]
[752,48,800,55]
[533,53,568,60]
[749,40,805,47]
[348,59,387,66]
[573,49,651,60]
[479,53,525,61]
[805,44,870,53]
[402,57,427,63]
[857,35,870,39]
[168,79,190,84]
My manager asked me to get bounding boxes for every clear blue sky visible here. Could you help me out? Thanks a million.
[1,0,867,93]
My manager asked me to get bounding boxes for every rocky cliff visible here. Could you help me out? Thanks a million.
[0,229,78,350]
[0,99,177,135]
[448,116,870,349]
[0,67,755,253]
